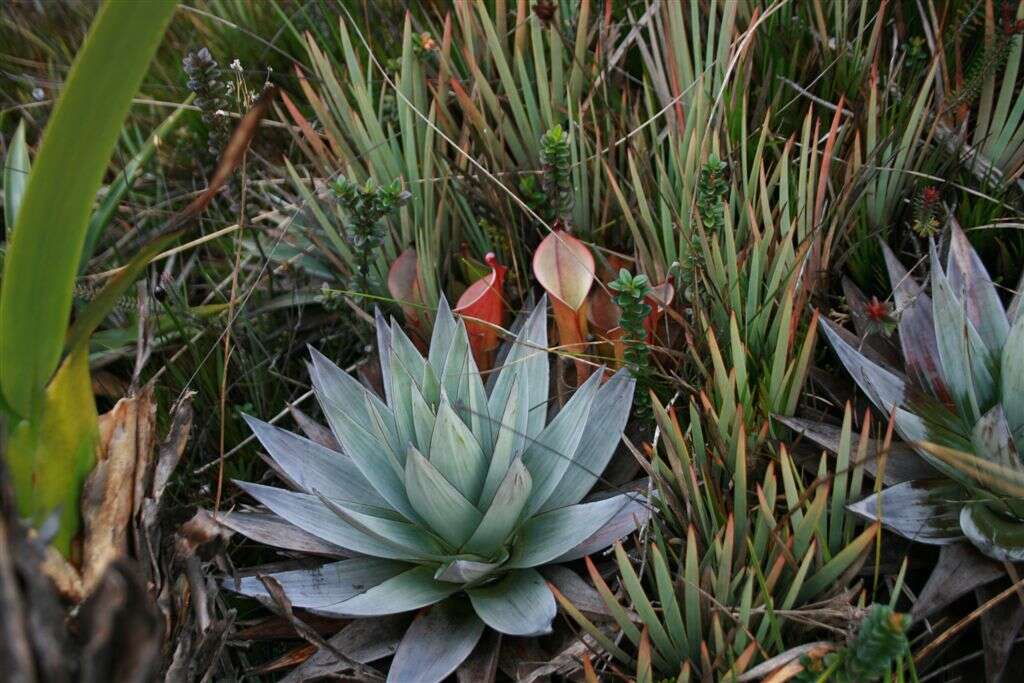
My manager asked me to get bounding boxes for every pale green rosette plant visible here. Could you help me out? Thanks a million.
[223,297,647,682]
[818,222,1024,563]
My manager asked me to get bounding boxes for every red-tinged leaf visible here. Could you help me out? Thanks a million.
[643,279,675,341]
[280,89,331,165]
[552,296,592,382]
[532,230,595,311]
[388,248,426,339]
[533,231,595,382]
[587,287,623,365]
[454,253,508,371]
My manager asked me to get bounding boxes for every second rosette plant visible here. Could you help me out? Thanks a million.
[223,297,647,681]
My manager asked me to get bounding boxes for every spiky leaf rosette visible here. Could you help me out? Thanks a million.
[223,297,646,682]
[820,221,1024,562]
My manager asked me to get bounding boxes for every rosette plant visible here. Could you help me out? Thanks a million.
[223,297,648,682]
[820,223,1024,562]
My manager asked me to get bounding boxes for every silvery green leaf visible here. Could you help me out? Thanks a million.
[463,458,532,556]
[460,354,494,462]
[553,492,651,562]
[428,395,487,501]
[409,382,436,452]
[438,317,471,399]
[386,599,484,683]
[428,296,457,374]
[819,316,907,414]
[509,493,639,568]
[405,447,483,548]
[243,415,394,517]
[960,504,1024,563]
[775,415,936,485]
[488,296,548,442]
[540,369,635,511]
[314,386,416,521]
[972,406,1022,474]
[434,559,501,583]
[478,374,528,508]
[388,344,418,450]
[216,511,348,557]
[520,369,602,518]
[894,409,974,487]
[846,480,963,545]
[1003,315,1024,448]
[881,242,947,399]
[392,318,440,404]
[946,222,1009,353]
[228,558,409,610]
[931,243,996,421]
[309,347,398,453]
[236,482,441,561]
[467,568,556,636]
[331,565,462,616]
[375,307,394,404]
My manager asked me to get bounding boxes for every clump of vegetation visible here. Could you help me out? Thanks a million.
[331,175,411,296]
[795,605,911,682]
[2,0,1023,680]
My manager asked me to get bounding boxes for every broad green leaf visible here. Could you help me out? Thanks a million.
[540,369,635,511]
[405,447,483,548]
[5,346,96,554]
[229,558,410,610]
[243,415,394,517]
[235,482,440,561]
[478,373,528,509]
[946,223,1009,353]
[428,396,487,501]
[930,244,996,421]
[311,372,416,521]
[0,0,177,418]
[434,559,501,583]
[464,458,532,556]
[819,316,907,413]
[847,480,963,545]
[386,599,485,683]
[960,503,1024,563]
[510,493,636,568]
[1003,315,1024,446]
[520,369,602,517]
[332,565,462,616]
[553,493,650,562]
[488,297,549,441]
[467,568,556,636]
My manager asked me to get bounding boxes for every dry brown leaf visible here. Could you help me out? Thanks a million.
[80,383,157,593]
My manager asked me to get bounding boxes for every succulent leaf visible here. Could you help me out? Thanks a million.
[405,446,483,547]
[332,566,464,617]
[234,482,441,560]
[387,600,485,683]
[510,493,643,568]
[243,414,395,517]
[466,568,557,636]
[231,558,410,611]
